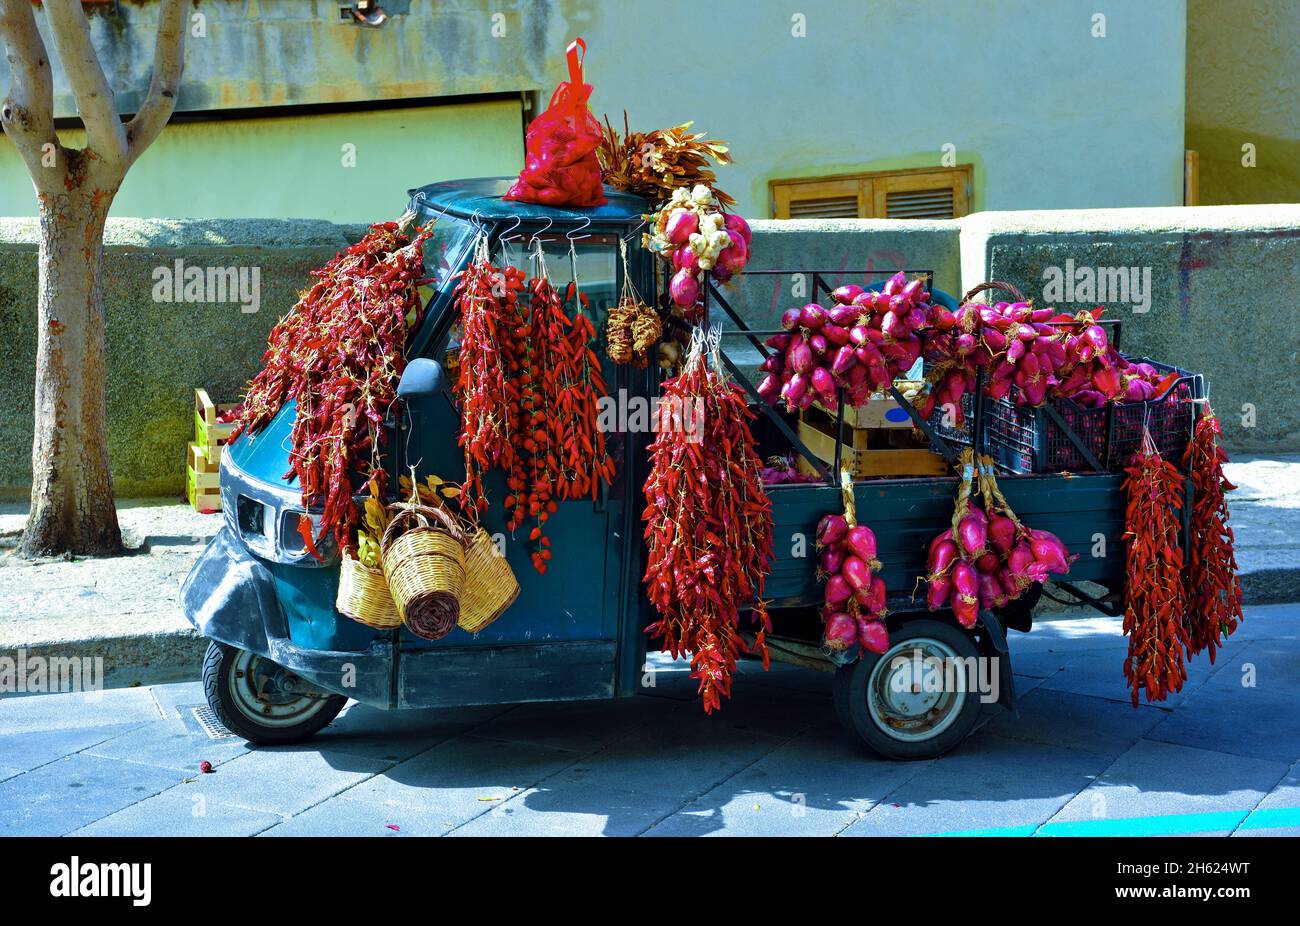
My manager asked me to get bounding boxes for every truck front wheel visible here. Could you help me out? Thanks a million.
[202,642,346,746]
[833,618,986,761]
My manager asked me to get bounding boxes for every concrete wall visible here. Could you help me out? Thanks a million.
[960,205,1300,452]
[0,219,363,498]
[1,0,1188,220]
[1186,0,1300,205]
[2,204,1296,498]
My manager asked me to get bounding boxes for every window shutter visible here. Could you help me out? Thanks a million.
[771,177,868,219]
[772,167,972,219]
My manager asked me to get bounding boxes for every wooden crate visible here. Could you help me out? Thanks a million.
[796,413,949,479]
[194,388,237,456]
[810,393,908,430]
[186,464,222,513]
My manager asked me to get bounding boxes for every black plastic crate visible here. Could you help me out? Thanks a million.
[925,390,973,449]
[983,357,1203,474]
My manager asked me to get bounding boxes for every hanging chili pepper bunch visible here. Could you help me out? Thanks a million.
[233,221,431,555]
[491,242,613,573]
[642,328,775,713]
[816,471,889,656]
[606,239,662,367]
[1181,410,1243,662]
[923,450,1074,627]
[452,234,523,517]
[1121,429,1189,705]
[556,273,616,501]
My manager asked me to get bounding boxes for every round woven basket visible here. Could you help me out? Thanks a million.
[337,553,401,629]
[458,528,521,633]
[380,504,467,641]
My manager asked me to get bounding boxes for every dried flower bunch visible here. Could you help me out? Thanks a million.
[598,112,735,208]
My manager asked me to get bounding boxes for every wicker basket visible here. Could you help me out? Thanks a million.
[458,528,521,633]
[381,504,467,641]
[336,553,402,629]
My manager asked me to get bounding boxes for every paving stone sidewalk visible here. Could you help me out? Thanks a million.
[0,603,1295,837]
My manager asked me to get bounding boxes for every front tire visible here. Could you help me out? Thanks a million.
[202,642,346,746]
[833,618,985,761]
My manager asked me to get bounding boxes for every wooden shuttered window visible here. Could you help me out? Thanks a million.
[771,166,972,219]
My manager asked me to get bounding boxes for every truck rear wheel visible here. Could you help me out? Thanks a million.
[202,642,346,746]
[833,619,985,761]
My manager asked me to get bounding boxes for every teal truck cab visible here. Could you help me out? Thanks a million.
[181,178,1142,761]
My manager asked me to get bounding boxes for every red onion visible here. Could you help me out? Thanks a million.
[816,513,849,547]
[926,574,952,610]
[820,546,845,575]
[831,284,864,305]
[670,268,698,307]
[824,574,853,607]
[952,561,979,627]
[857,617,890,655]
[799,303,828,330]
[929,539,959,576]
[823,612,858,652]
[756,374,780,404]
[845,525,878,563]
[841,555,871,591]
[831,345,857,376]
[788,336,814,374]
[723,212,751,247]
[987,513,1017,555]
[665,209,698,245]
[956,512,988,558]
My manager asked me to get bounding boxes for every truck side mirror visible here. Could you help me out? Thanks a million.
[396,358,446,401]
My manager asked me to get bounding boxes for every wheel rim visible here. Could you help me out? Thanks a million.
[227,650,334,729]
[866,637,967,742]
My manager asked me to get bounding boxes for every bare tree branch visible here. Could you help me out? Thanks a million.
[43,0,127,167]
[0,0,58,180]
[124,0,187,166]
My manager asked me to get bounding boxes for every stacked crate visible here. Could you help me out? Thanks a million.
[187,388,235,513]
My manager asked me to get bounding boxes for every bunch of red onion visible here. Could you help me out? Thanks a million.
[648,184,752,313]
[923,458,1075,627]
[816,513,889,655]
[920,303,1178,422]
[757,272,940,411]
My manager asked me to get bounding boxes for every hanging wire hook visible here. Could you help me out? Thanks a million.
[498,213,523,266]
[622,218,647,244]
[567,213,592,243]
[529,215,554,247]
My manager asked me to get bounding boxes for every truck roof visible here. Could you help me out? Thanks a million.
[408,177,650,226]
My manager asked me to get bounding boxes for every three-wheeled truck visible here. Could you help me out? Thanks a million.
[181,177,1192,760]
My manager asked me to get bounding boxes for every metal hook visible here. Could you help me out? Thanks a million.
[622,218,647,244]
[567,214,592,243]
[529,215,553,246]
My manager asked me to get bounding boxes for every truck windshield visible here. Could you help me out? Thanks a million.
[420,215,475,291]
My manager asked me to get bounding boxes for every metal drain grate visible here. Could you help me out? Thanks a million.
[190,705,237,740]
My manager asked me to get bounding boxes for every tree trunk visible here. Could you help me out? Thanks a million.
[21,170,122,558]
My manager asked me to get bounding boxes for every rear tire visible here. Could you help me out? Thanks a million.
[202,642,346,746]
[833,618,985,761]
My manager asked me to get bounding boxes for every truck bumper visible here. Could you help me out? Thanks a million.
[180,527,394,708]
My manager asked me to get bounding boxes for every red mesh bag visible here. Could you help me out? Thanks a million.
[504,38,606,207]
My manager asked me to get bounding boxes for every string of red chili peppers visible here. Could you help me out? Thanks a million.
[1181,409,1243,662]
[232,221,431,557]
[452,235,520,518]
[642,328,775,713]
[1121,427,1189,706]
[456,239,613,573]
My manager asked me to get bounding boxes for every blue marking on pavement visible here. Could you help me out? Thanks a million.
[917,807,1300,837]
